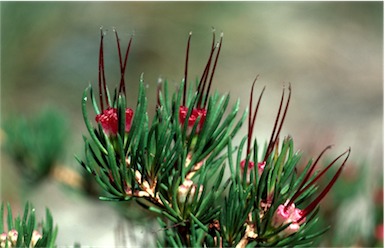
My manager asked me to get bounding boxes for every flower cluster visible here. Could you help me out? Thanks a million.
[93,30,135,137]
[0,202,57,248]
[234,80,351,242]
[80,29,351,247]
[176,32,222,136]
[0,230,41,248]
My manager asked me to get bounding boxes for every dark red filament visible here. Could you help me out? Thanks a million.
[114,30,133,96]
[181,31,223,110]
[286,145,333,208]
[290,148,351,221]
[203,33,223,108]
[98,29,108,111]
[183,32,192,106]
[247,76,265,155]
[263,84,291,161]
[196,32,223,109]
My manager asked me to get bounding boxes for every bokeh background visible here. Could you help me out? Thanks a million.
[1,1,383,247]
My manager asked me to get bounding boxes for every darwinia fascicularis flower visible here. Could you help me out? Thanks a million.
[95,29,134,136]
[80,29,352,247]
[235,77,351,243]
[178,32,222,135]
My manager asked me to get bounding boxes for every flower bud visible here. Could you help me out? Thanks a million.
[7,230,18,245]
[30,230,42,247]
[291,208,306,225]
[0,233,6,242]
[0,233,7,248]
[240,160,254,171]
[272,202,305,237]
[283,223,300,236]
[178,179,203,204]
[0,240,11,248]
[240,160,265,178]
[257,161,266,175]
[272,203,295,228]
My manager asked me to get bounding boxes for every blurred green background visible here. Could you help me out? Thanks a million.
[1,1,383,247]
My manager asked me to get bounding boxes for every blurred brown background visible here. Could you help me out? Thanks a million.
[1,1,383,246]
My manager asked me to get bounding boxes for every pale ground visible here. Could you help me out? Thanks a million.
[1,2,382,246]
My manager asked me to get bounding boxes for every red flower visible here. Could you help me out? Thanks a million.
[179,106,207,133]
[94,29,134,136]
[175,31,221,136]
[95,107,134,135]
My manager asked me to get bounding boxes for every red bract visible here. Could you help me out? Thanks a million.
[179,106,207,132]
[95,108,134,135]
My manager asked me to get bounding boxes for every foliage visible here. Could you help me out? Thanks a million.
[2,109,68,184]
[0,202,58,248]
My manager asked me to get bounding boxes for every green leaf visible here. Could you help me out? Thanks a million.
[90,86,101,115]
[7,202,13,230]
[82,86,107,155]
[190,213,209,232]
[117,94,127,140]
[158,193,182,222]
[0,203,4,233]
